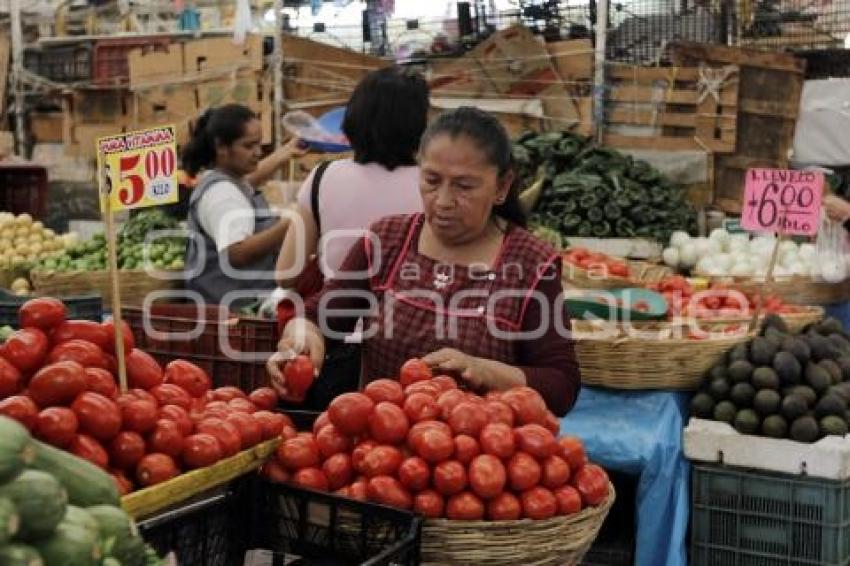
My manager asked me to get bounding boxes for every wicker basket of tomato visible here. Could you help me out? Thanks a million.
[262,360,615,566]
[562,248,671,290]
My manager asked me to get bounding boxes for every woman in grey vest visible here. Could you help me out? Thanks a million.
[183,104,292,307]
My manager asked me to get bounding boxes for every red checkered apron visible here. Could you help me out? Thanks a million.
[361,214,558,381]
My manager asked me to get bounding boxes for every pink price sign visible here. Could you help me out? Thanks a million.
[741,168,823,236]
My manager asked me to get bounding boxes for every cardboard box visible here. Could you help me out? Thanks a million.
[547,39,593,84]
[30,113,64,143]
[196,72,262,112]
[0,132,14,159]
[184,34,263,75]
[65,123,125,158]
[69,91,129,124]
[430,97,544,137]
[428,57,498,98]
[128,42,184,89]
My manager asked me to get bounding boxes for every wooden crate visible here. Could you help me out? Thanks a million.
[668,41,806,213]
[603,64,739,153]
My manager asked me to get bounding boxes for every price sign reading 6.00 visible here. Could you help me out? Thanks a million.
[741,168,823,236]
[96,125,179,212]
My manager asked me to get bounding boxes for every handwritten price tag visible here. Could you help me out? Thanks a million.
[741,168,823,236]
[96,125,179,213]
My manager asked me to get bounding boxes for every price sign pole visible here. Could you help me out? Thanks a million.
[96,125,179,392]
[741,168,824,333]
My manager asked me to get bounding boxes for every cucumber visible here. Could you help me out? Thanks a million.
[111,534,147,566]
[62,506,100,537]
[33,521,101,566]
[85,505,134,540]
[0,543,43,566]
[0,416,35,482]
[0,470,66,541]
[0,495,20,544]
[29,440,119,507]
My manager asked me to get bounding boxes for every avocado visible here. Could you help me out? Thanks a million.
[836,357,850,381]
[831,383,850,404]
[820,415,849,437]
[728,360,754,384]
[752,367,780,390]
[790,416,821,443]
[807,334,839,362]
[761,313,789,334]
[761,414,788,438]
[709,364,729,382]
[773,351,802,385]
[790,385,818,407]
[815,394,847,418]
[781,336,812,366]
[690,392,716,419]
[753,389,781,416]
[820,359,843,385]
[730,382,756,407]
[765,333,784,351]
[828,334,850,356]
[708,377,731,401]
[727,343,749,364]
[817,317,845,337]
[733,409,760,435]
[749,337,778,366]
[805,363,832,394]
[713,400,737,423]
[781,395,808,421]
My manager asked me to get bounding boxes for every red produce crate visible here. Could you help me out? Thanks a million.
[0,164,48,219]
[92,37,172,86]
[122,303,277,392]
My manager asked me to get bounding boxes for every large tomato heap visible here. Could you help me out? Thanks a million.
[0,297,285,494]
[264,359,610,521]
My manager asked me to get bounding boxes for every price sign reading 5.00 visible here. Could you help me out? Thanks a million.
[96,125,179,212]
[741,168,823,236]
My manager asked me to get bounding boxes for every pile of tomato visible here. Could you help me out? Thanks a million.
[647,276,799,319]
[263,359,610,521]
[0,297,287,494]
[563,248,631,279]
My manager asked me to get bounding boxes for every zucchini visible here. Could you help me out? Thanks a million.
[0,496,20,544]
[0,544,43,566]
[30,440,119,507]
[111,534,147,566]
[85,505,135,541]
[33,522,101,566]
[0,470,67,541]
[0,416,35,483]
[62,506,100,537]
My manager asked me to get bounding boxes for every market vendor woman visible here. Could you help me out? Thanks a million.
[268,107,580,415]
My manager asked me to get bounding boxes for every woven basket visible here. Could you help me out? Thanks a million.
[30,269,180,305]
[562,259,672,290]
[714,276,850,306]
[679,306,825,334]
[419,483,615,566]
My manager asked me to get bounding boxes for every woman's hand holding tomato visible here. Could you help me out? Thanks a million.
[267,322,323,399]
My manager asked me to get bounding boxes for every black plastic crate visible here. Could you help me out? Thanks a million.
[0,165,47,220]
[23,43,92,83]
[252,480,422,565]
[581,471,636,566]
[0,292,103,327]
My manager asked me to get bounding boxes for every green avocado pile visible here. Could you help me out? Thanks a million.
[691,315,850,442]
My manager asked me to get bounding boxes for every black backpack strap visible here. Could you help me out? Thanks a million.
[310,161,332,234]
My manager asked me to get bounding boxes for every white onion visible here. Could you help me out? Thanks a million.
[679,243,699,268]
[670,231,691,248]
[662,247,680,267]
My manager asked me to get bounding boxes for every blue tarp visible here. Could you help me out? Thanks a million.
[560,387,690,566]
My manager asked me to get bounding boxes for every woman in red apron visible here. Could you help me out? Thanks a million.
[267,107,580,415]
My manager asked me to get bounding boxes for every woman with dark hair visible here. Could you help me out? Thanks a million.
[268,107,580,416]
[182,104,302,305]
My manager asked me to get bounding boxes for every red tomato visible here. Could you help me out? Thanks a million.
[408,420,452,443]
[109,431,146,469]
[163,360,211,399]
[280,426,297,441]
[202,401,230,420]
[328,392,375,436]
[248,387,278,411]
[283,355,315,400]
[34,407,78,447]
[413,489,445,519]
[514,424,558,459]
[322,453,353,491]
[521,486,557,520]
[410,426,454,464]
[126,388,157,406]
[349,478,368,501]
[126,349,164,390]
[228,398,257,414]
[110,469,134,496]
[436,389,467,421]
[507,452,541,492]
[136,453,179,487]
[147,420,185,458]
[351,440,378,475]
[403,393,440,423]
[0,357,21,399]
[403,382,441,398]
[543,412,560,435]
[500,387,547,425]
[360,445,403,478]
[197,418,242,457]
[368,402,410,445]
[446,492,485,520]
[157,405,193,436]
[292,467,329,491]
[453,435,480,466]
[315,424,353,459]
[468,454,506,500]
[19,297,67,330]
[554,485,583,515]
[399,358,432,387]
[71,392,122,441]
[182,433,223,469]
[312,412,331,434]
[2,328,49,373]
[483,401,514,427]
[149,384,192,410]
[448,401,489,437]
[479,423,516,459]
[364,379,405,406]
[69,434,109,469]
[573,464,609,506]
[261,460,289,484]
[558,436,588,472]
[210,387,247,402]
[367,476,412,509]
[119,399,158,434]
[0,395,38,430]
[487,492,522,521]
[253,411,286,441]
[430,375,458,392]
[541,455,571,490]
[433,460,467,496]
[52,320,111,350]
[100,319,134,354]
[47,339,108,370]
[84,368,118,400]
[226,412,263,449]
[398,456,430,493]
[102,353,117,376]
[277,435,320,470]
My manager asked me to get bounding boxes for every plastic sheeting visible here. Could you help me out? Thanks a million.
[792,79,850,167]
[560,387,690,566]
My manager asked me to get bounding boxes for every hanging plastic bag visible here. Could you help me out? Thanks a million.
[282,110,349,151]
[816,215,849,283]
[233,0,252,44]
